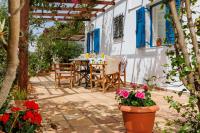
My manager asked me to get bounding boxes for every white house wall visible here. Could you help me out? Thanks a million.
[85,0,189,90]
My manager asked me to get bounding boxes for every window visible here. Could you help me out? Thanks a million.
[113,14,124,39]
[151,3,166,46]
[86,28,100,53]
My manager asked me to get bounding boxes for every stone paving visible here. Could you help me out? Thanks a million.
[29,74,188,133]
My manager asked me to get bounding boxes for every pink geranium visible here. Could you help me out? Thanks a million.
[142,84,149,91]
[130,82,138,88]
[121,90,130,99]
[116,89,122,95]
[116,89,130,99]
[135,91,145,99]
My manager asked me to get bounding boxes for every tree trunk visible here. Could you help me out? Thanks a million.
[185,0,200,75]
[197,98,200,112]
[18,0,30,91]
[168,0,195,91]
[0,0,20,108]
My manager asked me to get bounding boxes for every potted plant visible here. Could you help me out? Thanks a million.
[0,100,42,133]
[116,83,159,133]
[13,89,27,107]
[156,37,162,46]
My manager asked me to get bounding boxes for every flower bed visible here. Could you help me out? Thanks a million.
[0,100,42,133]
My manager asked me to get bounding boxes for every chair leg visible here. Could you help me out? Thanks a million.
[118,73,120,88]
[124,71,126,87]
[102,80,106,93]
[72,78,75,87]
[90,80,93,92]
[58,78,61,87]
[70,80,73,89]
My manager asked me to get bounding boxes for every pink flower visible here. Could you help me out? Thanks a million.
[142,84,149,91]
[135,91,145,99]
[130,82,137,88]
[116,89,122,95]
[121,90,130,99]
[116,89,130,99]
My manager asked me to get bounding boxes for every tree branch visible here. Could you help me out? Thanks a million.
[185,0,200,75]
[168,0,195,89]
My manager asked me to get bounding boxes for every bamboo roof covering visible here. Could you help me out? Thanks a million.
[31,0,115,22]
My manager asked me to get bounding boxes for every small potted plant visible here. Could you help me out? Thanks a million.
[116,83,159,133]
[0,100,42,133]
[13,89,27,107]
[156,37,162,46]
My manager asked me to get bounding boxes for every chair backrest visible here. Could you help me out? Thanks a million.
[90,63,105,76]
[104,56,121,75]
[120,56,127,73]
[54,63,74,75]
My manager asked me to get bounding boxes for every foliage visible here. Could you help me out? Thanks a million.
[0,48,7,87]
[0,3,8,88]
[115,84,156,107]
[0,100,42,133]
[161,0,200,104]
[52,40,83,62]
[29,52,50,76]
[0,96,11,115]
[156,0,200,131]
[12,89,27,100]
[164,95,200,133]
[29,21,84,76]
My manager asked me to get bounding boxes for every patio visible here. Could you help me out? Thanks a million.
[29,74,188,133]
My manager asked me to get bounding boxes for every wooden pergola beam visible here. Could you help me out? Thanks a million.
[32,12,96,17]
[34,17,90,21]
[68,3,77,16]
[46,0,115,5]
[31,6,105,12]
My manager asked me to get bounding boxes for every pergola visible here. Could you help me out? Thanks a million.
[31,0,115,21]
[19,0,115,90]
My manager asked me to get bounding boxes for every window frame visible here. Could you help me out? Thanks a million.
[113,14,124,40]
[150,1,170,47]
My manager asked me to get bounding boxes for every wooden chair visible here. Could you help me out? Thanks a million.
[104,57,121,91]
[119,57,127,87]
[89,57,121,93]
[90,63,106,92]
[74,60,90,87]
[54,63,75,89]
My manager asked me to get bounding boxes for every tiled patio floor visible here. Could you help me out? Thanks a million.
[29,74,188,133]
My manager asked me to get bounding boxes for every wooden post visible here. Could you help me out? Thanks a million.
[18,0,30,90]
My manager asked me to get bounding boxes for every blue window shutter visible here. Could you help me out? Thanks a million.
[136,7,146,48]
[165,0,181,44]
[87,32,90,53]
[93,28,100,53]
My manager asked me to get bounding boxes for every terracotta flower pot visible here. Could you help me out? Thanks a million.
[119,105,159,133]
